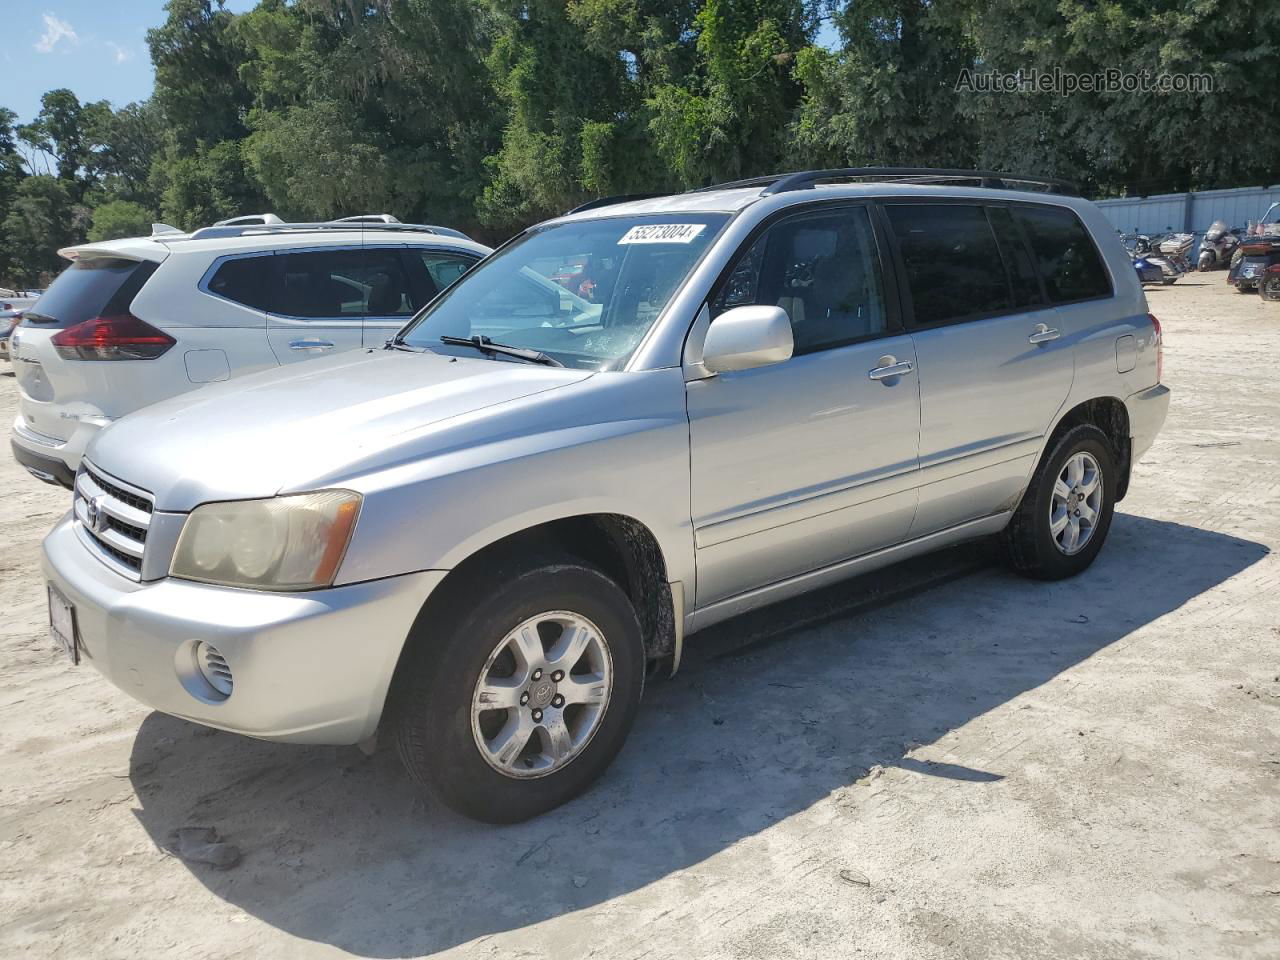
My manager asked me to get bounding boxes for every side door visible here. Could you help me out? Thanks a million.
[686,203,921,607]
[881,201,1075,538]
[266,247,374,363]
[361,247,478,348]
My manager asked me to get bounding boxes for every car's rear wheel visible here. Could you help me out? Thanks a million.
[392,554,645,823]
[1003,424,1117,580]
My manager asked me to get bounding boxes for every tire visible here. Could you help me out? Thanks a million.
[1003,424,1117,581]
[392,553,645,823]
[1260,274,1280,302]
[1198,253,1214,272]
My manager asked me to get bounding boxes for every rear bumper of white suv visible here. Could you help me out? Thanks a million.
[11,413,101,487]
[42,513,442,744]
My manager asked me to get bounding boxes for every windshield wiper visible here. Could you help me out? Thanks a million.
[384,335,421,352]
[439,335,564,367]
[21,312,55,324]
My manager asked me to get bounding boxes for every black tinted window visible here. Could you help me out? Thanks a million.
[986,206,1046,308]
[713,205,887,354]
[886,205,1011,324]
[23,257,155,329]
[1014,205,1112,303]
[419,252,473,292]
[274,248,416,319]
[207,255,272,310]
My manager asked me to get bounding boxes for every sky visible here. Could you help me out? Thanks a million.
[2,1,257,125]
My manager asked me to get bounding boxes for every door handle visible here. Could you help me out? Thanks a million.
[1028,324,1061,345]
[289,338,335,352]
[868,358,914,381]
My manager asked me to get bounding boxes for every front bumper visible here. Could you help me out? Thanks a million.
[1126,383,1171,464]
[42,514,444,744]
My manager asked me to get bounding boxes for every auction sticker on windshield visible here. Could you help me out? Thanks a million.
[617,224,707,245]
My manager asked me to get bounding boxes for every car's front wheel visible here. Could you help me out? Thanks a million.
[1003,424,1117,580]
[1260,273,1280,302]
[392,554,645,823]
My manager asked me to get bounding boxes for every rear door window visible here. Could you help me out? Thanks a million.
[21,257,157,329]
[986,206,1047,308]
[206,255,273,310]
[885,204,1012,325]
[272,248,416,319]
[1013,205,1112,303]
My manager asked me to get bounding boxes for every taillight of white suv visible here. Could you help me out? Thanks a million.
[50,314,176,361]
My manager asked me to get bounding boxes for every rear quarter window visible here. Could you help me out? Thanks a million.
[22,257,157,330]
[1013,205,1113,303]
[206,255,273,310]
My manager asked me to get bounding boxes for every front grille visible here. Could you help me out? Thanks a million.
[73,463,154,579]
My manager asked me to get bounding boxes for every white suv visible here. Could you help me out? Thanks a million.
[10,219,490,486]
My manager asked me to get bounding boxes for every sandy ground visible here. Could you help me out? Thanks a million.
[1,274,1278,960]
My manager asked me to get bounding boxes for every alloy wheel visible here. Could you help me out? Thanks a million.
[1050,452,1103,555]
[470,611,613,779]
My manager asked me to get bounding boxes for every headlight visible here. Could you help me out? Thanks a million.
[170,490,362,590]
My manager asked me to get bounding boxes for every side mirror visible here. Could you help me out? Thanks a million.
[701,305,793,373]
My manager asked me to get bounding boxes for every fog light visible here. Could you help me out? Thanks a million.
[195,642,233,698]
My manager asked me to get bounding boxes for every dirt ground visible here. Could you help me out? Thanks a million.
[1,274,1278,960]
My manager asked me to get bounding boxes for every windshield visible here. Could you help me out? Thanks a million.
[400,213,729,369]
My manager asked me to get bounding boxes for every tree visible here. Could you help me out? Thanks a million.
[790,0,977,170]
[646,0,816,187]
[15,90,111,197]
[0,176,85,285]
[88,200,156,242]
[87,101,164,207]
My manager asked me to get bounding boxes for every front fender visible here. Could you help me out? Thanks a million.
[334,368,695,590]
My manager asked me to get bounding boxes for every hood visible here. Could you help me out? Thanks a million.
[87,349,593,510]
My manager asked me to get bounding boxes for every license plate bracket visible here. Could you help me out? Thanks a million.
[48,584,79,665]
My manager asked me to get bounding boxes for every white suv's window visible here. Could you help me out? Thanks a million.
[401,213,729,370]
[276,248,417,319]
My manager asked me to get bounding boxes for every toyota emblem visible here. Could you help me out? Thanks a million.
[86,495,105,533]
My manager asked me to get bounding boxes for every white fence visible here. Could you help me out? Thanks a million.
[1095,184,1280,242]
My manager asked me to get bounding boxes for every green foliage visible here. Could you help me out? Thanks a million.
[2,0,1279,287]
[88,200,157,242]
[0,176,87,284]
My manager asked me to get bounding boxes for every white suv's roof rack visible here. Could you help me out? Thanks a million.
[214,213,286,226]
[169,219,472,243]
[331,214,401,224]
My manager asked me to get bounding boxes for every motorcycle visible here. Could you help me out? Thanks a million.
[1156,231,1195,274]
[1226,235,1280,292]
[1127,232,1184,284]
[1261,264,1280,301]
[1197,220,1240,271]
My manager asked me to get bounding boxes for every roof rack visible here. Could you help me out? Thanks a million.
[565,194,664,215]
[691,167,1080,197]
[173,221,472,242]
[214,213,285,226]
[331,214,401,224]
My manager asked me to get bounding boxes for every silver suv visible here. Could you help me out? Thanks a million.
[41,168,1169,822]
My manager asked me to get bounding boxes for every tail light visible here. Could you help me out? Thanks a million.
[50,314,175,361]
[1148,313,1163,383]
